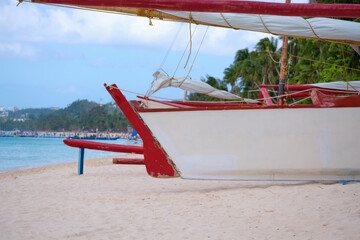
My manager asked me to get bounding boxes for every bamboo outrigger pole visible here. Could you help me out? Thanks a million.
[278,0,290,105]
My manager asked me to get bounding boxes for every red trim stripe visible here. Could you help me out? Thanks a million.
[31,0,360,18]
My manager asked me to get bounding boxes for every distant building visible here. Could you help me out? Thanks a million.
[0,111,9,117]
[14,118,25,122]
[0,107,8,117]
[7,107,18,112]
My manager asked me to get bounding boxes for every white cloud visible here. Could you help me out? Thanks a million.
[1,0,282,57]
[0,43,37,59]
[1,0,181,45]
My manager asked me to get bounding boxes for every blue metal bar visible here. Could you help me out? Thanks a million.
[78,148,84,175]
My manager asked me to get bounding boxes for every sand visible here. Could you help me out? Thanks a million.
[1,155,360,240]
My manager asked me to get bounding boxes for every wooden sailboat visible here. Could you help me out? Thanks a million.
[22,0,360,180]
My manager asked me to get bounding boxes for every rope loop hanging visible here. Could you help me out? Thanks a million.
[186,26,209,78]
[172,25,198,78]
[183,13,194,69]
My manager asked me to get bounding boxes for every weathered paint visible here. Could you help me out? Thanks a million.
[113,158,145,165]
[311,90,360,107]
[105,84,179,178]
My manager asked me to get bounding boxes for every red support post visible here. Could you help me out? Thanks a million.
[105,84,179,178]
[259,87,274,105]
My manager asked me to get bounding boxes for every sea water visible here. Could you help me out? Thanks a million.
[0,137,141,172]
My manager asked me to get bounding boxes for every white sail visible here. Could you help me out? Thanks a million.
[37,4,360,45]
[147,71,258,103]
[310,81,360,92]
[158,11,360,45]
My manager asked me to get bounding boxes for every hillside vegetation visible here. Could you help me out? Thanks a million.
[1,100,129,132]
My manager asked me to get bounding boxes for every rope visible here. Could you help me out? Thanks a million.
[289,96,312,105]
[185,26,209,78]
[304,18,321,40]
[183,13,194,69]
[146,10,155,26]
[112,86,179,101]
[178,26,208,88]
[17,0,23,7]
[256,87,358,102]
[259,15,276,35]
[266,47,280,64]
[112,85,358,106]
[287,54,360,72]
[172,25,198,77]
[159,24,182,70]
[111,85,245,102]
[220,13,238,30]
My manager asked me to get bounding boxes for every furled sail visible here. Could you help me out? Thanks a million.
[147,71,258,103]
[158,11,360,46]
[26,0,360,45]
[310,81,360,92]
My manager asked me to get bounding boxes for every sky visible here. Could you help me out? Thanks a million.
[0,0,307,109]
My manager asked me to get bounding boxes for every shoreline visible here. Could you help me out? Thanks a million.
[1,155,359,239]
[0,156,98,177]
[0,130,141,140]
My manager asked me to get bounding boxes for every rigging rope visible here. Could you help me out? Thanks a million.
[159,24,183,70]
[184,13,194,69]
[185,26,209,79]
[267,49,360,73]
[266,47,280,64]
[172,25,198,78]
[111,85,358,106]
[289,54,360,72]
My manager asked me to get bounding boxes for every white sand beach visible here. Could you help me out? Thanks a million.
[1,155,360,240]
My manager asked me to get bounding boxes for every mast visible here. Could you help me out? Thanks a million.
[278,0,290,105]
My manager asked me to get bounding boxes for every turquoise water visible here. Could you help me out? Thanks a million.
[0,137,141,172]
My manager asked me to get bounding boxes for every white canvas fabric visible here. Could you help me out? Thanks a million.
[310,81,360,92]
[147,71,258,103]
[160,11,360,44]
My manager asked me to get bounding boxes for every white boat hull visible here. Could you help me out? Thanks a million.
[139,107,360,181]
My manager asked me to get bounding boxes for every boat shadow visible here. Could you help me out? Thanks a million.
[163,180,342,194]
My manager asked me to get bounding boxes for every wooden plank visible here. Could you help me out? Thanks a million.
[113,158,145,165]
